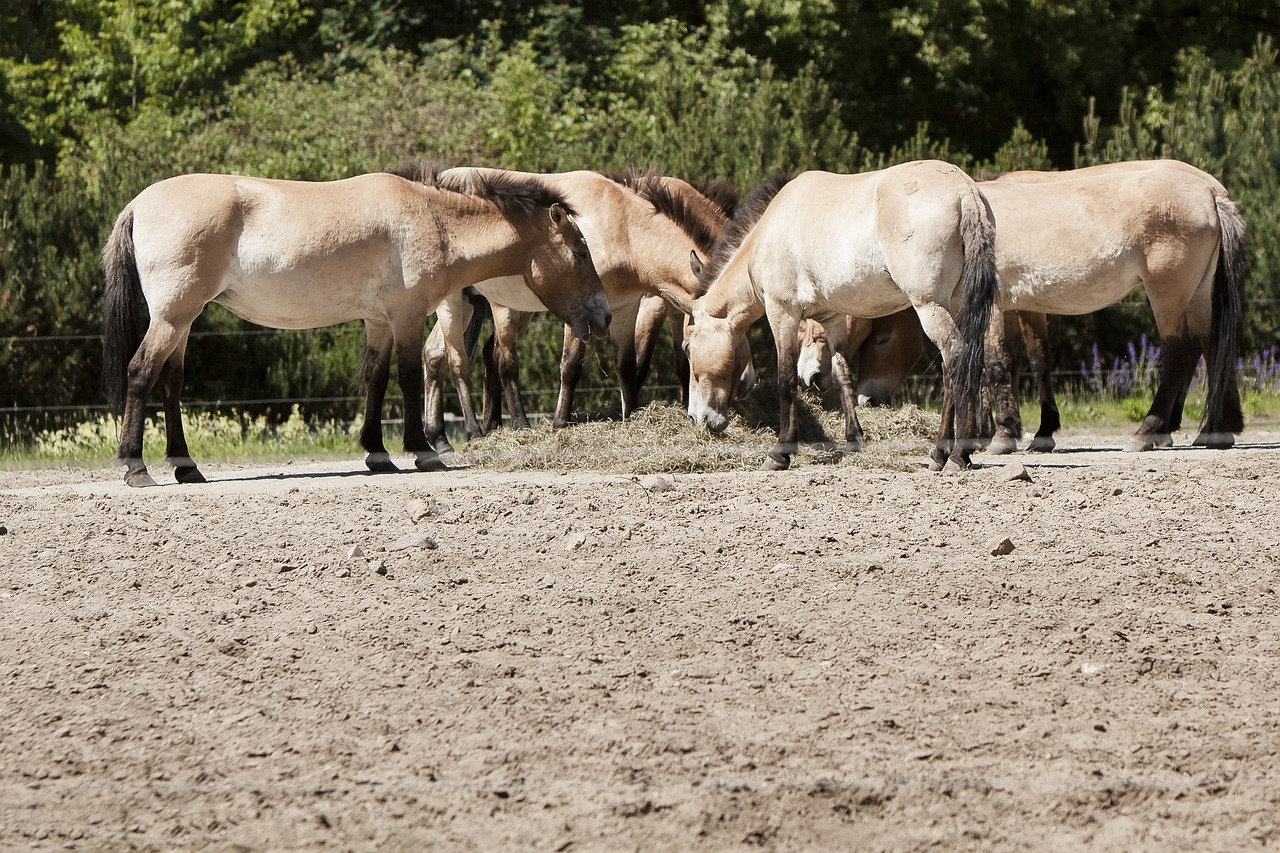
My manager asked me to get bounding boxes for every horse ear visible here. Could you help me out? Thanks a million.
[549,203,567,225]
[689,250,703,277]
[658,287,694,317]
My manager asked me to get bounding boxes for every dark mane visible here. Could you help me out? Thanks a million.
[386,160,577,217]
[600,168,737,258]
[694,170,798,297]
[687,176,740,220]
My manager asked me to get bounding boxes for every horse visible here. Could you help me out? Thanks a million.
[660,161,999,472]
[796,310,924,405]
[422,169,744,451]
[102,164,610,487]
[809,160,1247,454]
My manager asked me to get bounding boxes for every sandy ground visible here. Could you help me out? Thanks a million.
[3,427,1280,851]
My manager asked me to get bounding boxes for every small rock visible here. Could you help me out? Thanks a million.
[565,532,589,552]
[406,499,436,522]
[347,545,364,559]
[336,567,351,578]
[638,475,675,493]
[987,537,1015,557]
[0,524,8,535]
[275,563,298,574]
[368,559,387,575]
[518,491,537,505]
[998,462,1033,483]
[305,623,319,635]
[390,532,438,552]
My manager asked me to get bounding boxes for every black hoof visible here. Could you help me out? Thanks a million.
[415,453,450,473]
[174,465,206,484]
[1027,436,1056,453]
[1192,432,1235,450]
[365,452,400,473]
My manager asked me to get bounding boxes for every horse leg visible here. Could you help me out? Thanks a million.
[984,310,1022,455]
[492,307,534,430]
[632,296,669,402]
[157,333,205,484]
[480,333,503,433]
[395,320,445,472]
[432,295,483,445]
[763,306,801,470]
[913,303,971,471]
[825,319,864,453]
[423,322,455,454]
[1017,311,1060,452]
[359,320,399,472]
[118,321,186,487]
[671,319,690,406]
[553,325,587,430]
[609,299,643,420]
[1126,331,1202,452]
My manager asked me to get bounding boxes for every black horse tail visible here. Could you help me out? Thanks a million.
[1203,190,1247,439]
[462,287,492,362]
[952,182,1000,422]
[102,206,146,415]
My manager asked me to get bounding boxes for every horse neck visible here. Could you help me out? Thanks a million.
[439,204,539,283]
[701,256,763,336]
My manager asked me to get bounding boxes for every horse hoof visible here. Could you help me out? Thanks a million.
[125,470,158,488]
[1153,433,1174,449]
[941,458,969,474]
[174,466,206,484]
[415,455,450,473]
[842,440,864,455]
[1027,436,1056,453]
[986,436,1019,456]
[365,453,400,473]
[1124,436,1155,453]
[760,454,791,471]
[1192,432,1234,450]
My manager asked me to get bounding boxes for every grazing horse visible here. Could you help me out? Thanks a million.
[423,170,741,450]
[661,161,999,472]
[796,311,924,405]
[811,160,1246,454]
[102,165,610,486]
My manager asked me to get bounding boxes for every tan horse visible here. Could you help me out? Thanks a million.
[102,165,609,486]
[423,170,739,450]
[796,310,924,405]
[812,160,1246,454]
[661,161,999,471]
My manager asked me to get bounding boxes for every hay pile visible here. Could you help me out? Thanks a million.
[452,394,941,475]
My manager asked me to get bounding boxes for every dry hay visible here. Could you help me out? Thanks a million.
[452,394,941,474]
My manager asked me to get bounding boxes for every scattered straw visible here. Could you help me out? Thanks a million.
[453,395,941,474]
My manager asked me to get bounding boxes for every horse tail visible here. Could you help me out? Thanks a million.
[952,182,1000,418]
[462,287,492,362]
[102,205,145,415]
[1204,190,1247,437]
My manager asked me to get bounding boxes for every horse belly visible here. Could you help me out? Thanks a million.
[473,276,548,313]
[819,274,911,320]
[1002,257,1142,315]
[216,261,393,329]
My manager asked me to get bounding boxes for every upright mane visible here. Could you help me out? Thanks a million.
[694,170,798,297]
[604,169,736,259]
[386,160,578,217]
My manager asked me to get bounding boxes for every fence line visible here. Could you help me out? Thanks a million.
[8,298,1280,345]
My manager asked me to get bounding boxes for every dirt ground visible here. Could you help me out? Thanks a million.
[3,426,1280,851]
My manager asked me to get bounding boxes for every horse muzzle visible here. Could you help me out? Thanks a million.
[571,296,612,342]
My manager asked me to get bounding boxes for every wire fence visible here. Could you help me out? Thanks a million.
[5,298,1279,441]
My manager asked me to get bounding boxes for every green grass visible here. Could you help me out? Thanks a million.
[4,387,1278,469]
